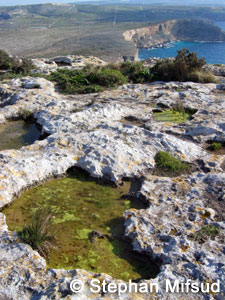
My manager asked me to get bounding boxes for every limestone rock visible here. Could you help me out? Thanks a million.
[32,55,107,74]
[0,71,224,299]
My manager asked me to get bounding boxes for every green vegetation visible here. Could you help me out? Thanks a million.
[154,109,190,123]
[11,57,34,75]
[48,50,216,94]
[3,169,155,281]
[75,228,92,240]
[0,49,34,75]
[18,208,56,258]
[119,61,150,83]
[154,99,196,123]
[209,142,223,151]
[0,49,217,94]
[0,49,12,70]
[192,224,220,243]
[151,48,217,83]
[154,151,191,176]
[49,67,127,94]
[48,62,151,94]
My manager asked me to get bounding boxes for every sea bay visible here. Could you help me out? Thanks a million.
[139,22,225,64]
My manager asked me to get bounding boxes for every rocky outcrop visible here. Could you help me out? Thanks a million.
[124,19,225,48]
[32,55,107,74]
[124,173,225,299]
[204,64,225,77]
[0,64,225,299]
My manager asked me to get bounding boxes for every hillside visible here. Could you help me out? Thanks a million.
[0,3,225,60]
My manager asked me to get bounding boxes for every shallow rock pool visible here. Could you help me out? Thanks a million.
[3,169,158,281]
[0,120,41,151]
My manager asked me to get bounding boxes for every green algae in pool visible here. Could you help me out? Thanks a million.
[153,109,191,123]
[0,120,41,151]
[3,170,156,281]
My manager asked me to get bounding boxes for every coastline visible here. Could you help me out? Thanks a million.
[138,40,225,64]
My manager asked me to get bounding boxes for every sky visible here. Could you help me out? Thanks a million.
[0,0,225,7]
[0,0,71,5]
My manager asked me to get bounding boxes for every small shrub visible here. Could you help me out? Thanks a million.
[18,208,56,257]
[0,49,34,75]
[175,48,205,71]
[209,142,222,151]
[0,49,12,70]
[186,71,217,83]
[151,58,176,81]
[87,68,127,87]
[154,151,191,175]
[119,61,150,83]
[151,48,216,83]
[49,67,127,94]
[11,57,34,74]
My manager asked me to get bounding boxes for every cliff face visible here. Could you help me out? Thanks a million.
[123,19,225,48]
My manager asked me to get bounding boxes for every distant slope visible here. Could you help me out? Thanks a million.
[0,3,225,61]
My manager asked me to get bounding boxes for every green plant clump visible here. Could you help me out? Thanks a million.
[192,224,220,243]
[0,49,34,78]
[18,208,56,257]
[49,66,127,94]
[155,151,191,175]
[151,48,216,83]
[48,62,152,94]
[119,61,151,83]
[0,49,12,70]
[209,142,222,151]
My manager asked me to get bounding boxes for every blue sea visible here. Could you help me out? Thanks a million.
[138,22,225,64]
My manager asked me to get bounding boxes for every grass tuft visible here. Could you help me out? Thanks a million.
[18,208,56,258]
[191,224,220,243]
[209,142,222,151]
[154,151,191,175]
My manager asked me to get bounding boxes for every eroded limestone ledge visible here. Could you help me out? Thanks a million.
[0,73,224,299]
[32,55,107,75]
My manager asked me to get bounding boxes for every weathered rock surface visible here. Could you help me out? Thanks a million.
[124,173,225,298]
[32,55,107,74]
[204,64,225,77]
[0,70,224,299]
